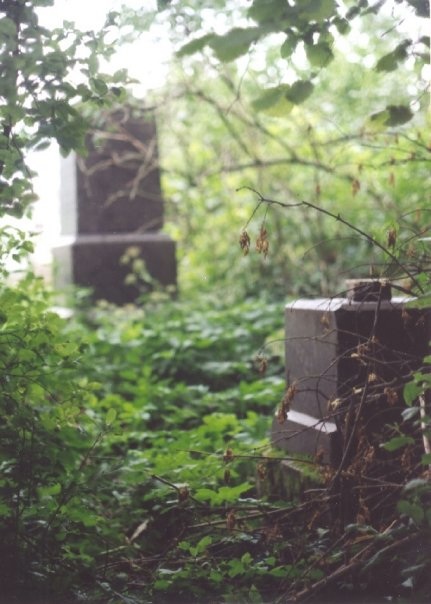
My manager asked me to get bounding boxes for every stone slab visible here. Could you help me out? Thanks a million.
[272,409,340,465]
[53,233,176,304]
[60,116,163,235]
[284,297,430,419]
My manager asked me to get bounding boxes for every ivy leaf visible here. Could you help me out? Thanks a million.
[305,42,334,67]
[209,27,263,62]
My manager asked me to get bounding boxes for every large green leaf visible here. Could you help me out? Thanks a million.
[176,34,215,58]
[386,104,414,126]
[366,104,413,130]
[248,0,288,22]
[252,84,294,116]
[299,0,337,22]
[286,80,314,104]
[375,40,411,72]
[209,27,263,62]
[0,17,17,38]
[280,34,298,58]
[305,42,334,67]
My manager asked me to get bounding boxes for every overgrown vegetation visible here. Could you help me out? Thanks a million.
[1,0,431,602]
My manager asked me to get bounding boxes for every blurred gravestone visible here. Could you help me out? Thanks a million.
[53,106,176,304]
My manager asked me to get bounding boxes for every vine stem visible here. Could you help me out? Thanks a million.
[238,186,423,293]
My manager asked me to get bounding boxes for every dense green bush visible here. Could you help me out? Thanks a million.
[0,288,286,601]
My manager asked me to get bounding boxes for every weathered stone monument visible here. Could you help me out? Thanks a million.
[272,280,430,466]
[53,106,176,304]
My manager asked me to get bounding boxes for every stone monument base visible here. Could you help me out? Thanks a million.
[53,232,176,304]
[272,409,340,465]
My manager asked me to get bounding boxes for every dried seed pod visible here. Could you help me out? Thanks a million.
[239,230,251,255]
[256,354,268,375]
[257,463,267,480]
[387,227,397,248]
[226,510,236,531]
[178,486,189,502]
[256,225,269,258]
[223,448,234,463]
[352,178,361,196]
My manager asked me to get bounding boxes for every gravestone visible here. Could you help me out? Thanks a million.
[271,280,430,465]
[53,107,176,304]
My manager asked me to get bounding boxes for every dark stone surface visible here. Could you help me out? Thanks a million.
[284,297,430,419]
[76,117,163,234]
[53,234,176,305]
[272,296,431,463]
[272,409,341,465]
[53,107,176,303]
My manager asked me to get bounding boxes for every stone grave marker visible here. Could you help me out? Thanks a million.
[272,280,430,465]
[53,106,176,304]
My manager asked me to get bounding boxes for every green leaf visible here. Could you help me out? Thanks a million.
[386,105,413,126]
[0,501,11,517]
[367,105,413,131]
[406,292,431,309]
[334,17,351,34]
[38,483,62,497]
[299,0,337,22]
[209,27,263,62]
[191,535,212,556]
[0,17,17,38]
[252,85,294,116]
[248,0,287,22]
[305,42,334,67]
[176,34,215,57]
[375,41,411,72]
[217,482,251,502]
[194,488,218,504]
[381,435,415,452]
[397,499,425,524]
[286,80,314,104]
[280,35,298,58]
[404,380,422,406]
[422,453,431,465]
[106,408,117,425]
[90,77,108,96]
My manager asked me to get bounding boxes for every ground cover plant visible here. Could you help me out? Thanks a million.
[3,286,431,603]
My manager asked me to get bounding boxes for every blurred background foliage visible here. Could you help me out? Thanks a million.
[121,0,431,300]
